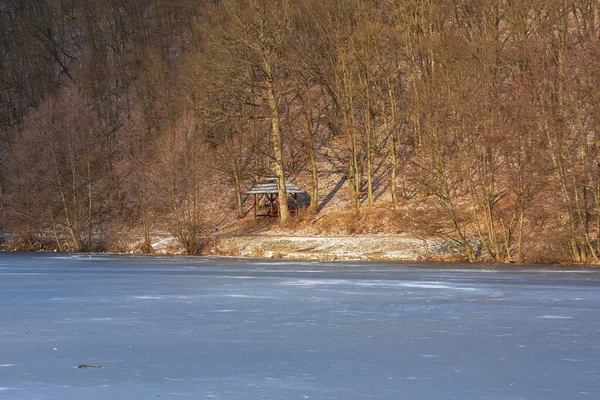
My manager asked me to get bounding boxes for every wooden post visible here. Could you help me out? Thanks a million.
[267,194,274,216]
[292,193,298,214]
[253,194,257,219]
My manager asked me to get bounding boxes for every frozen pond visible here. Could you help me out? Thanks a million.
[1,253,600,399]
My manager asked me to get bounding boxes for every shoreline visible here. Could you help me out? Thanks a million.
[1,249,598,271]
[203,235,468,262]
[2,232,598,268]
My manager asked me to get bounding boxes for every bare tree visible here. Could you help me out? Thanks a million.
[151,113,209,254]
[206,0,294,222]
[7,84,102,251]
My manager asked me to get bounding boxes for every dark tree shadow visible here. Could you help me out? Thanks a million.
[358,156,390,204]
[318,175,346,212]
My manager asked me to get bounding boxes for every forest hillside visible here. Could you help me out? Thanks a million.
[1,0,600,264]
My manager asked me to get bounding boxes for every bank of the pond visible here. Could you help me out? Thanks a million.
[5,231,592,265]
[144,234,471,262]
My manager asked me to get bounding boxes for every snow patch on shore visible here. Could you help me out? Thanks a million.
[211,235,467,261]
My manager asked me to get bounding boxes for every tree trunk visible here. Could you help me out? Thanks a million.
[86,154,93,251]
[141,192,152,253]
[231,158,244,218]
[386,83,398,204]
[265,73,289,223]
[51,146,82,251]
[301,102,319,212]
[364,79,374,206]
[49,209,64,252]
[305,130,319,211]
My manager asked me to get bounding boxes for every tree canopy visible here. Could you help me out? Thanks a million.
[2,0,600,263]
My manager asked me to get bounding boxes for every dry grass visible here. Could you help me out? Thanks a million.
[310,205,407,235]
[203,239,241,256]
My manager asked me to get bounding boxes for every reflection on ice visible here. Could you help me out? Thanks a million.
[281,278,479,291]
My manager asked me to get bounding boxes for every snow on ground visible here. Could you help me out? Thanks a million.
[209,235,465,260]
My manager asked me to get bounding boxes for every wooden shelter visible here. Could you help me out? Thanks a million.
[247,178,305,218]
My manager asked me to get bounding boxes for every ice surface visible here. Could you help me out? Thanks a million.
[1,253,600,399]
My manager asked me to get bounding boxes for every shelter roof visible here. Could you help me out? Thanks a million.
[246,179,304,195]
